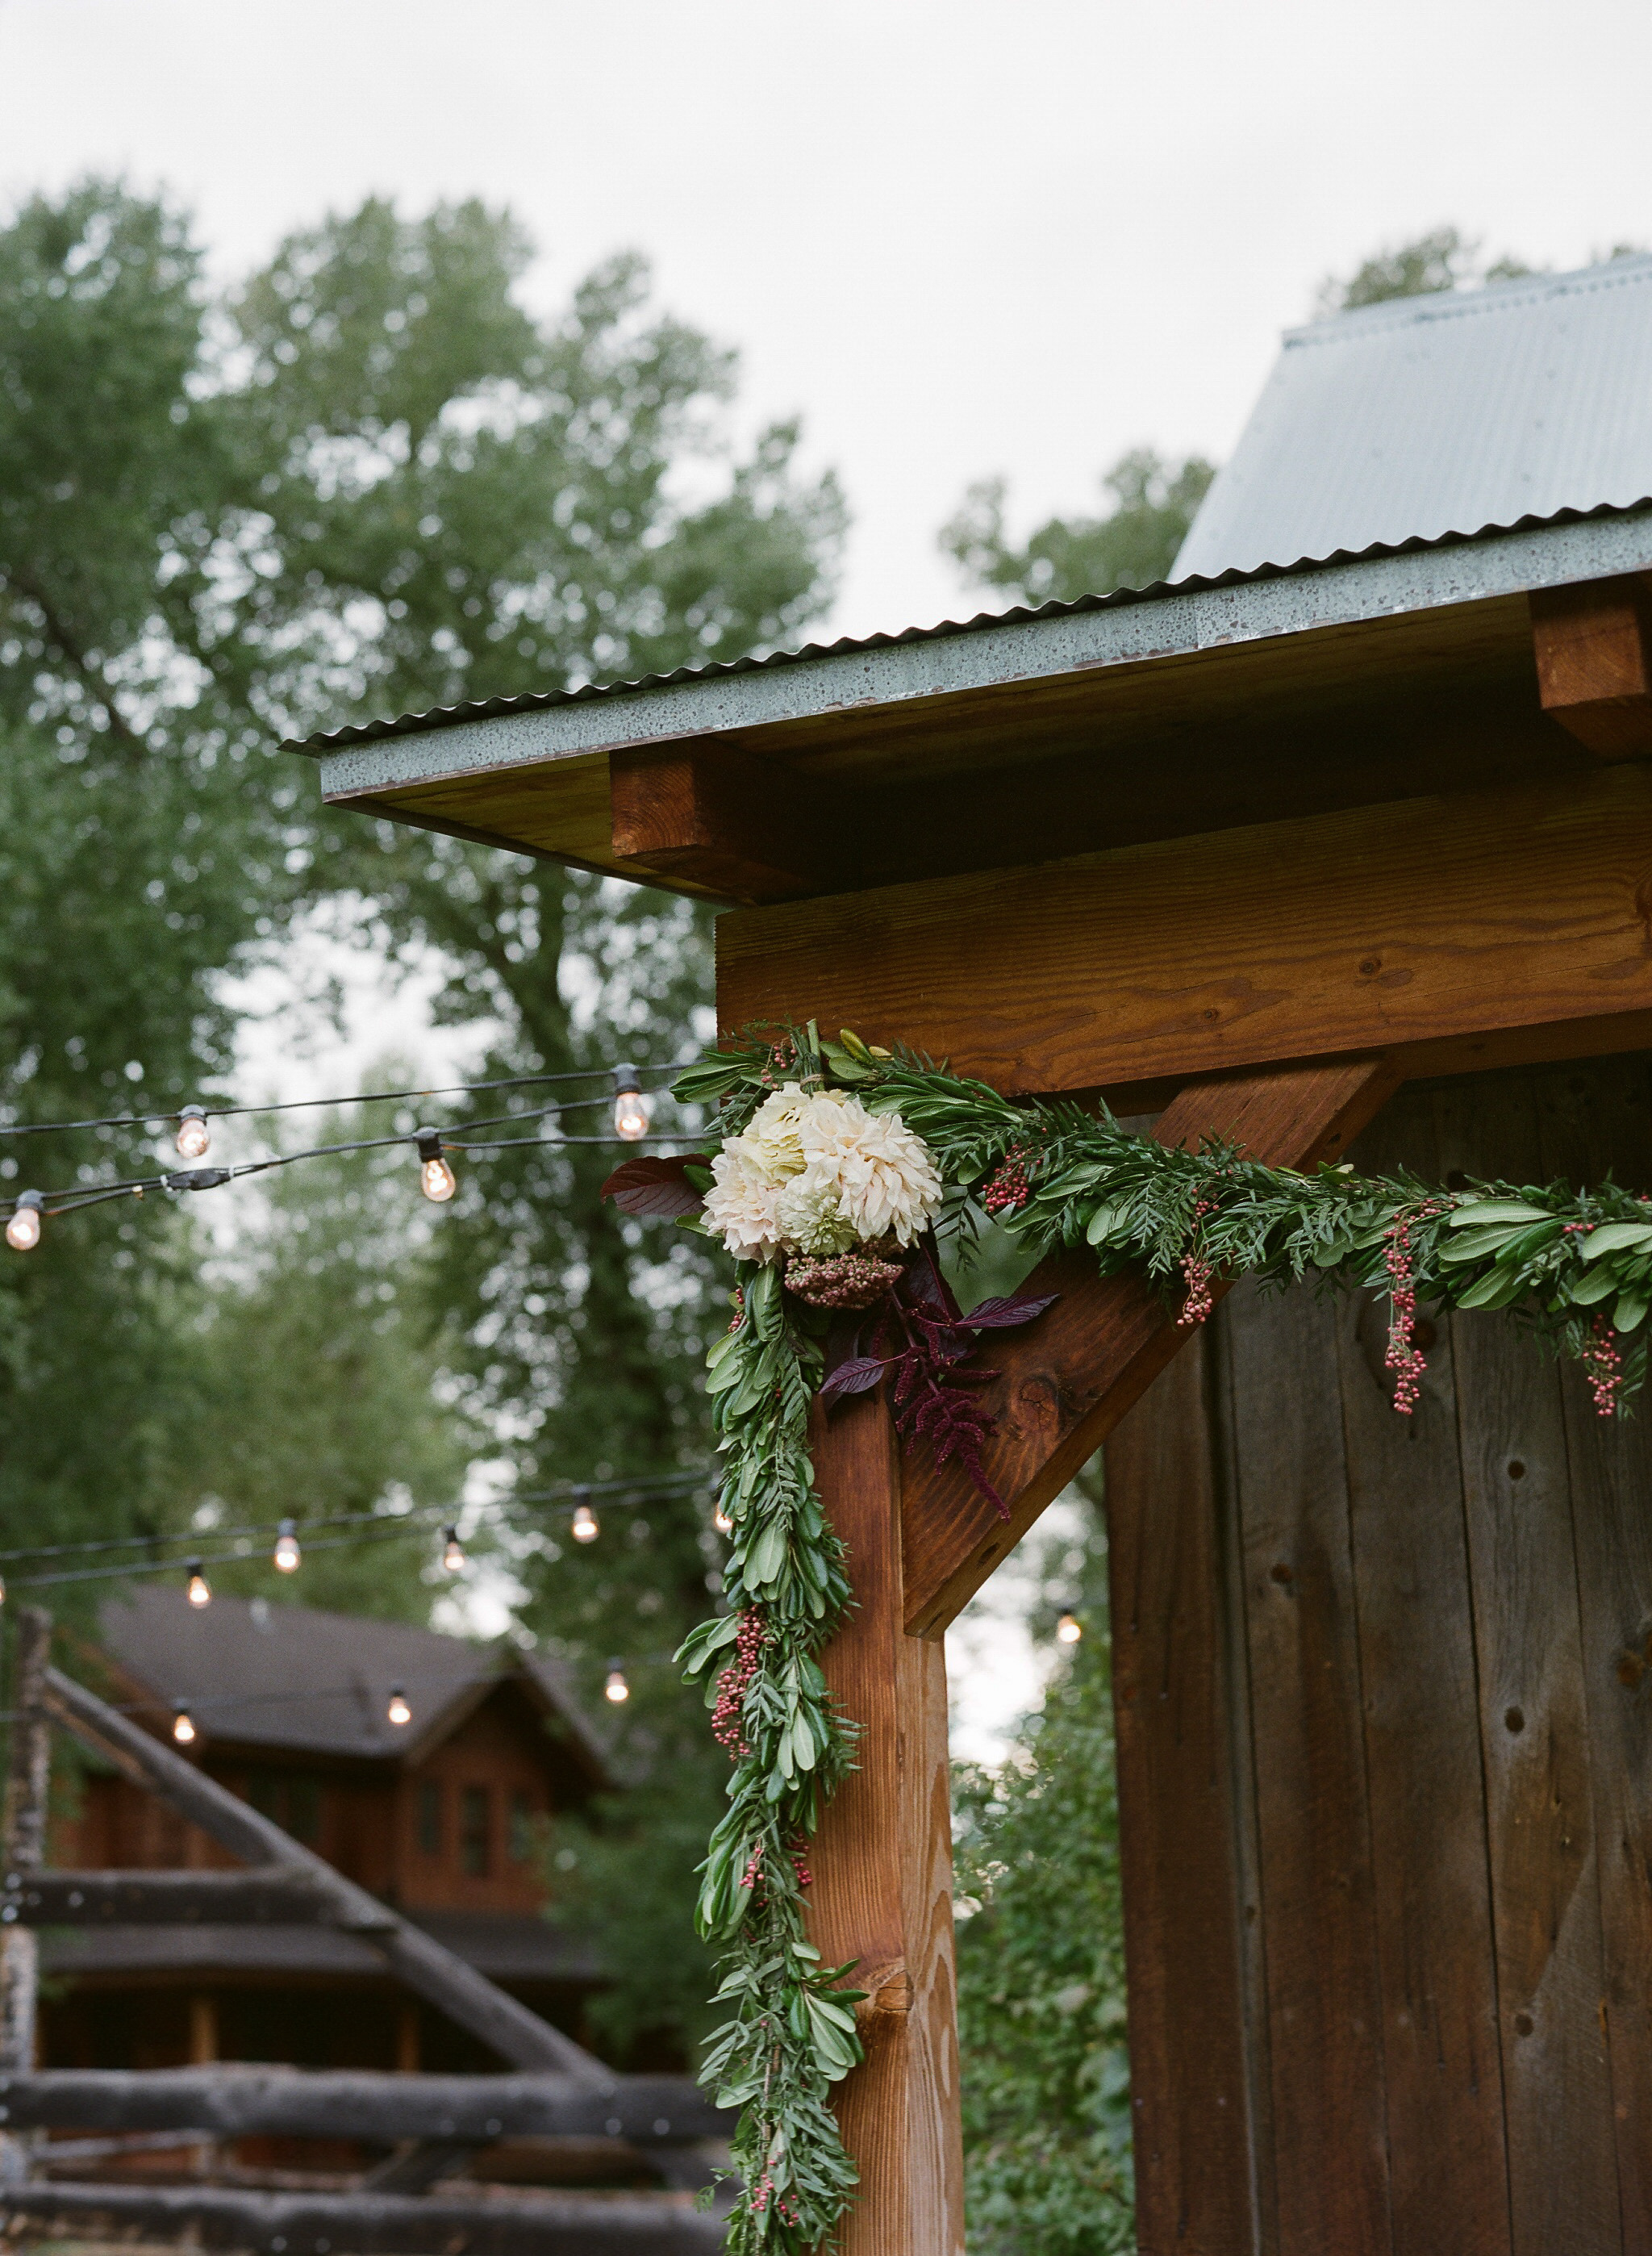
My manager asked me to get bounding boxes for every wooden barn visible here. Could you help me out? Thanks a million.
[43,1591,610,2075]
[291,253,1652,2254]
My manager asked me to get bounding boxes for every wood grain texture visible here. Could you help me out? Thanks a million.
[1532,577,1652,761]
[1435,1074,1621,2256]
[901,1056,1396,1639]
[1535,1059,1652,2248]
[1104,1331,1263,2256]
[808,1390,965,2256]
[0,1608,51,2083]
[609,743,852,903]
[1222,1276,1392,2256]
[716,766,1652,1093]
[1336,1094,1510,2256]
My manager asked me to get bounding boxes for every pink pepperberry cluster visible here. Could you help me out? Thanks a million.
[983,1144,1032,1215]
[1179,1197,1217,1327]
[712,1609,767,1758]
[1383,1201,1446,1414]
[791,1841,813,1890]
[1582,1312,1624,1417]
[727,1286,745,1334]
[748,2172,799,2226]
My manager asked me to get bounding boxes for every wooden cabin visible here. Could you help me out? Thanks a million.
[290,257,1652,2252]
[44,1592,610,2074]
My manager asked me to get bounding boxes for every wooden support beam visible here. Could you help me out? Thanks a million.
[12,1869,329,1926]
[0,2181,726,2255]
[40,1669,601,2083]
[716,764,1652,1094]
[0,1611,50,2080]
[0,2067,725,2144]
[807,1390,965,2256]
[901,1056,1397,1638]
[610,744,853,903]
[1532,574,1652,759]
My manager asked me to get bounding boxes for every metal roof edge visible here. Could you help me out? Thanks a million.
[298,502,1652,802]
[1279,253,1652,350]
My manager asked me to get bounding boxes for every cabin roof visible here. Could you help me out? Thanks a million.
[92,1590,610,1786]
[285,503,1652,904]
[1175,256,1652,581]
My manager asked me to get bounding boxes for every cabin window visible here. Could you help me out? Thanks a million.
[244,1769,322,1845]
[508,1790,536,1864]
[286,1776,321,1845]
[417,1780,442,1857]
[460,1785,490,1877]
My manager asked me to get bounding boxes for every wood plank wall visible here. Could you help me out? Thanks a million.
[1106,1056,1652,2256]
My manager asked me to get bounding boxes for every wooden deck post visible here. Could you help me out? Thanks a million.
[0,1607,52,2186]
[807,1390,965,2256]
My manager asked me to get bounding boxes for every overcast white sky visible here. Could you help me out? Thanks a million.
[6,0,1652,642]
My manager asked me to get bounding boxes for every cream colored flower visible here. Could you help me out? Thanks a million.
[723,1084,814,1186]
[702,1147,787,1263]
[774,1165,860,1258]
[796,1094,942,1248]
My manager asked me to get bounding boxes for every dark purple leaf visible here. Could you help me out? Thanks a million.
[820,1356,891,1406]
[599,1153,713,1218]
[958,1292,1059,1331]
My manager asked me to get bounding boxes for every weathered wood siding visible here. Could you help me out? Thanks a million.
[1108,1057,1652,2256]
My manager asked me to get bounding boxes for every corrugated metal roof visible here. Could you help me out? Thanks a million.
[289,498,1652,771]
[1175,255,1652,581]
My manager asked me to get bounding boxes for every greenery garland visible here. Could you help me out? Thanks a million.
[605,1025,1652,2250]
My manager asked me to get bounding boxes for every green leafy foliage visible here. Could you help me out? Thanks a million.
[954,1508,1133,2256]
[940,448,1215,606]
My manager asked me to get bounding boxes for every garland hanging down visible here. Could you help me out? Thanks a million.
[604,1025,1652,2250]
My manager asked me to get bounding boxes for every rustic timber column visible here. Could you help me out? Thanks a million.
[807,1389,965,2256]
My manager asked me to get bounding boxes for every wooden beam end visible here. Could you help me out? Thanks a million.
[1532,575,1652,761]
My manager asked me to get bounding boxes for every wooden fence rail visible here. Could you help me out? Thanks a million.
[0,2180,727,2254]
[10,1869,332,1925]
[0,2067,727,2145]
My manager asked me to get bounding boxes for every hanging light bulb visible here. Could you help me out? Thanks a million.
[6,1193,43,1252]
[386,1686,412,1728]
[570,1489,599,1545]
[611,1066,649,1143]
[173,1710,196,1745]
[272,1519,301,1573]
[603,1661,630,1704]
[415,1130,457,1204]
[712,1486,733,1536]
[441,1526,465,1574]
[175,1106,211,1161]
[1055,1612,1083,1646]
[186,1561,212,1609]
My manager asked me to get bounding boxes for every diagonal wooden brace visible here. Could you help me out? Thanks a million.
[899,1055,1398,1638]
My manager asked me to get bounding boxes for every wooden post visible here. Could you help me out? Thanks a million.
[0,1608,52,2185]
[807,1390,964,2256]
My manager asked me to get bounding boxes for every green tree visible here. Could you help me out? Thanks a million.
[1312,224,1537,316]
[940,447,1214,608]
[953,1496,1133,2255]
[0,178,845,2056]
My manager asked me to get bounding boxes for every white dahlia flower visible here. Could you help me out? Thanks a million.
[722,1083,814,1186]
[795,1093,942,1248]
[701,1148,787,1263]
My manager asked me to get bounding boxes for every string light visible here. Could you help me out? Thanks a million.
[570,1489,599,1545]
[603,1661,630,1704]
[272,1519,301,1573]
[416,1130,457,1204]
[186,1561,212,1609]
[1055,1612,1083,1645]
[441,1527,465,1574]
[386,1686,412,1728]
[712,1485,733,1536]
[172,1711,196,1744]
[611,1066,650,1143]
[174,1107,211,1161]
[6,1193,43,1252]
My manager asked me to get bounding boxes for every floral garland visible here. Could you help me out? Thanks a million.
[604,1026,1652,2250]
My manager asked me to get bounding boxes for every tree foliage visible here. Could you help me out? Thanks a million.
[1312,224,1537,317]
[953,1498,1133,2255]
[940,446,1214,608]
